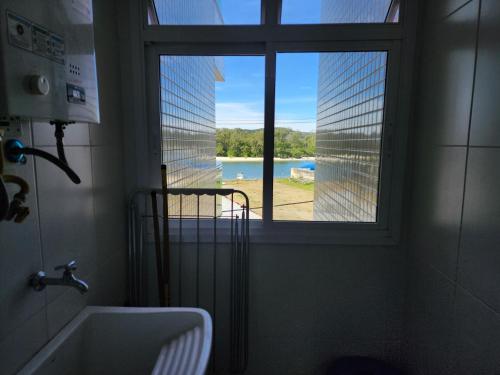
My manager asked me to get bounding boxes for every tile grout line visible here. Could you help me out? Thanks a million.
[442,0,474,20]
[467,145,500,149]
[449,0,482,362]
[453,0,482,294]
[0,303,47,346]
[436,144,500,149]
[424,262,500,317]
[29,120,50,340]
[88,129,99,305]
[455,283,500,317]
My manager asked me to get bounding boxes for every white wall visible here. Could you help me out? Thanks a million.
[142,238,406,374]
[405,0,500,373]
[0,1,127,373]
[246,243,405,374]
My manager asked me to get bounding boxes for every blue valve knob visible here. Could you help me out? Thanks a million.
[4,139,27,164]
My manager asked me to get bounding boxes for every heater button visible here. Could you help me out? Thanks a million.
[28,75,50,96]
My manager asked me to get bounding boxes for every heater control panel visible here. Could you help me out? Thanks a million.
[0,0,100,124]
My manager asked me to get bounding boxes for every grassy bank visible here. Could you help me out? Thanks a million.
[275,178,314,192]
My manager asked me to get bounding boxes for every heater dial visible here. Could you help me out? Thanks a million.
[28,75,50,96]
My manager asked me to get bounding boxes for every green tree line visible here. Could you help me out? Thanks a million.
[216,128,316,158]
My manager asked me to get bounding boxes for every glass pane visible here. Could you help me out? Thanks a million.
[151,0,261,25]
[160,55,264,219]
[281,0,400,24]
[273,51,388,222]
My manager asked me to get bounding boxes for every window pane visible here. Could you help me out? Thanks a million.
[160,56,264,219]
[273,51,388,222]
[281,0,400,24]
[151,0,261,25]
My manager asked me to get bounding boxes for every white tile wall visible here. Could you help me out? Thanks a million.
[417,0,479,146]
[35,145,97,304]
[147,241,406,375]
[408,145,466,279]
[451,287,500,374]
[0,123,45,344]
[405,265,455,374]
[32,122,91,147]
[0,0,127,373]
[0,309,48,375]
[458,148,500,311]
[470,0,500,147]
[405,0,500,373]
[425,0,473,21]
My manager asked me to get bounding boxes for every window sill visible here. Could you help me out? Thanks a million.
[163,219,399,246]
[251,223,398,246]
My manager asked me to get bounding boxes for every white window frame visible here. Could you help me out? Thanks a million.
[126,0,418,245]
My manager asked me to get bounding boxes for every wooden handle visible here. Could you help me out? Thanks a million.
[161,165,171,306]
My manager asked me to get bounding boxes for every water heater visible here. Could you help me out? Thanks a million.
[0,0,100,124]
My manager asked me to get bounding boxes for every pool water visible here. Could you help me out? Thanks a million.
[219,160,315,180]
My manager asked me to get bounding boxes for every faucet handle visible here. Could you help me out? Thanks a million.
[54,260,77,272]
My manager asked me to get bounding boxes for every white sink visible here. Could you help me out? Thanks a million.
[18,306,212,375]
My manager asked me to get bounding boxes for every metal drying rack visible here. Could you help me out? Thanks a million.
[129,187,250,374]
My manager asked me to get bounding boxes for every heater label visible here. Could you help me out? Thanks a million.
[6,11,65,65]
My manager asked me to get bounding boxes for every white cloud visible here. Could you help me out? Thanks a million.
[216,101,317,132]
[216,102,264,130]
[275,95,317,105]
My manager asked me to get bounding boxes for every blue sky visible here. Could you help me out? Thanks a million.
[157,1,392,132]
[219,0,322,24]
[215,0,321,133]
[215,55,319,133]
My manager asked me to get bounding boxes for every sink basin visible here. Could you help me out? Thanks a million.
[18,306,212,375]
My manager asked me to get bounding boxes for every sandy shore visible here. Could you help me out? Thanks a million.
[216,156,315,162]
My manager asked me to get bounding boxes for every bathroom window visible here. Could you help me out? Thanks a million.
[159,55,265,219]
[148,0,261,25]
[142,0,411,240]
[281,0,400,24]
[273,52,388,222]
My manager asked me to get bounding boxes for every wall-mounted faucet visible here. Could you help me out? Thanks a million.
[30,261,89,294]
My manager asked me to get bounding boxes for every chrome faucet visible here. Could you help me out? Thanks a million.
[30,261,89,294]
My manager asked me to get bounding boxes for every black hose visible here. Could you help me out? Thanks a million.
[54,123,68,165]
[0,176,8,221]
[10,147,81,184]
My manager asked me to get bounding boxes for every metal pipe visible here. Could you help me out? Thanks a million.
[138,217,144,306]
[151,191,166,306]
[128,202,135,305]
[196,195,200,307]
[179,195,183,307]
[212,194,217,373]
